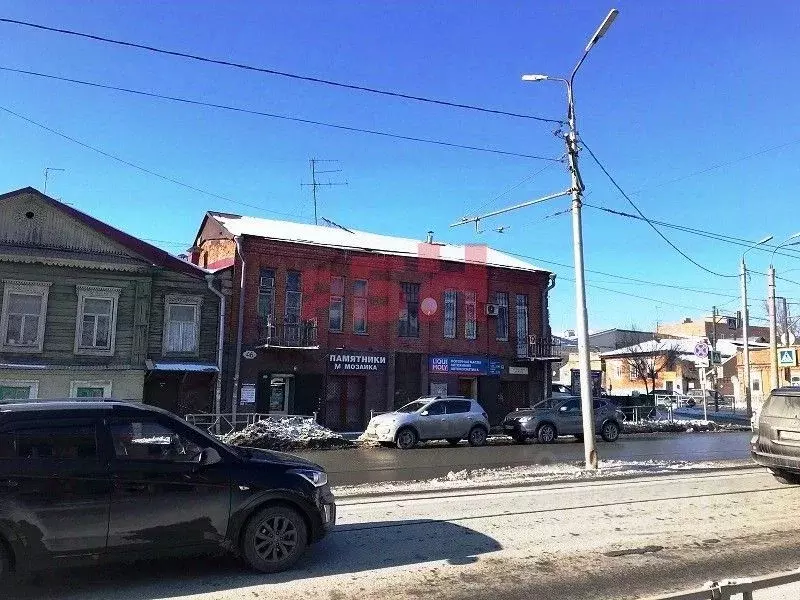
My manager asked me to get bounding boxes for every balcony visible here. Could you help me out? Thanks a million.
[522,335,563,360]
[257,319,319,350]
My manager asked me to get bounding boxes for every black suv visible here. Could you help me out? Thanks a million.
[752,387,800,484]
[0,400,335,580]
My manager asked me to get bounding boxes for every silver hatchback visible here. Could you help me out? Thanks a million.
[363,397,490,449]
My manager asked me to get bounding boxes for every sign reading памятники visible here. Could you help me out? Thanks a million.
[329,353,387,372]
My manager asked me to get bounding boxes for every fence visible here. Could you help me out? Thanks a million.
[185,412,318,435]
[640,565,800,599]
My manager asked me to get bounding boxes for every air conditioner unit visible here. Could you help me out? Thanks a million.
[485,304,499,317]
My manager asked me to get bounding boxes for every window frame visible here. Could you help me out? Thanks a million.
[464,291,477,340]
[329,276,344,333]
[399,282,420,338]
[74,285,121,356]
[353,279,368,335]
[495,292,509,341]
[162,294,203,356]
[443,290,457,339]
[0,419,100,462]
[70,380,113,398]
[257,268,276,326]
[107,417,214,464]
[0,280,51,354]
[515,294,528,356]
[0,380,39,401]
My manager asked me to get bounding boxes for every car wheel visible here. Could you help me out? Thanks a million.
[537,423,556,444]
[601,421,620,442]
[446,438,461,446]
[242,505,308,573]
[468,426,488,447]
[395,427,417,450]
[770,469,800,485]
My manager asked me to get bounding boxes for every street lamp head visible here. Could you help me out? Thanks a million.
[758,235,775,245]
[584,8,620,52]
[521,74,550,82]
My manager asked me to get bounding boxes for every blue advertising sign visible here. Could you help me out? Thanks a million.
[430,356,504,376]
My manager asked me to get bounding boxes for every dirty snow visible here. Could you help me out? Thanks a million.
[333,458,751,497]
[622,419,748,434]
[221,417,352,451]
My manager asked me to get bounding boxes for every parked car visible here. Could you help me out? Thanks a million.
[502,396,625,444]
[751,387,800,484]
[0,400,335,580]
[363,397,490,449]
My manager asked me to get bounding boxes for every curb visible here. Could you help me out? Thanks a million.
[333,462,758,501]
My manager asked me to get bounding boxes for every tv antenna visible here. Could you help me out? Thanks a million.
[44,167,65,194]
[301,159,348,224]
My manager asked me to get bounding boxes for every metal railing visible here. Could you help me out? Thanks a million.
[617,404,674,423]
[640,565,800,599]
[185,411,318,435]
[525,335,563,359]
[258,320,318,348]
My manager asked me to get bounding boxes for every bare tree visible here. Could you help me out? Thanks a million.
[761,299,800,339]
[619,336,682,396]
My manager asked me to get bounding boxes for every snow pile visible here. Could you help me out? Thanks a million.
[334,459,749,497]
[623,419,748,434]
[222,417,352,451]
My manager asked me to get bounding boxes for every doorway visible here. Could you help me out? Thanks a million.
[256,373,293,414]
[458,377,477,399]
[325,376,366,431]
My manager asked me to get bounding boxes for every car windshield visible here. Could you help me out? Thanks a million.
[532,399,557,410]
[396,400,430,413]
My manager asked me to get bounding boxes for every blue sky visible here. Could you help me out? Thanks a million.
[1,0,798,333]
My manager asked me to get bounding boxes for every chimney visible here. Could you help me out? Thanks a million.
[426,231,434,244]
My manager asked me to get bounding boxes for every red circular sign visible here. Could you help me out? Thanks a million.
[421,297,438,316]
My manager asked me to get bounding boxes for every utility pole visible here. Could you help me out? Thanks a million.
[740,235,772,419]
[768,266,779,390]
[711,305,719,412]
[301,159,348,225]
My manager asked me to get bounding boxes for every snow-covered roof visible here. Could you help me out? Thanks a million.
[209,213,547,273]
[600,337,739,359]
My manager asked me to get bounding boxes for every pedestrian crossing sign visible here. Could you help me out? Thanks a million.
[778,348,797,366]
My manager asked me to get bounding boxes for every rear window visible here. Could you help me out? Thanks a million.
[446,400,472,414]
[0,423,98,460]
[762,393,800,418]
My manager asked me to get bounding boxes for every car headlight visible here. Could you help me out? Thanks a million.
[289,468,328,487]
[519,416,533,423]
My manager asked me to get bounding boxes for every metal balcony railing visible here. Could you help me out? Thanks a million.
[258,319,319,349]
[522,335,563,359]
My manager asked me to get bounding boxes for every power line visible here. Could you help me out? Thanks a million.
[581,139,738,279]
[0,66,559,162]
[0,104,301,218]
[467,163,560,215]
[0,17,564,125]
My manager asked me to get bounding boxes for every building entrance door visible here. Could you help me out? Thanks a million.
[458,377,477,399]
[325,376,366,431]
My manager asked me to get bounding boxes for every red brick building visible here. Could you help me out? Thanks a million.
[192,213,555,430]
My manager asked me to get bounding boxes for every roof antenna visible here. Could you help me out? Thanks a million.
[300,159,348,224]
[44,167,65,194]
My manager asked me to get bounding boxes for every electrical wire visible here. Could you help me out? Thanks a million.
[0,66,559,162]
[466,163,560,215]
[0,104,301,218]
[581,139,738,279]
[0,17,564,125]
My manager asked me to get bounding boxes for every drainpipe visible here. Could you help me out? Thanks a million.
[232,236,247,429]
[205,273,225,434]
[543,273,557,400]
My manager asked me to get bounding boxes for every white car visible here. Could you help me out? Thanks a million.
[363,397,490,449]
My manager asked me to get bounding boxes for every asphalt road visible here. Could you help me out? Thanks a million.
[10,466,800,600]
[299,431,754,486]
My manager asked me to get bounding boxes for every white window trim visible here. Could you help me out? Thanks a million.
[69,380,113,398]
[0,379,39,400]
[74,285,121,356]
[162,294,203,356]
[0,279,51,354]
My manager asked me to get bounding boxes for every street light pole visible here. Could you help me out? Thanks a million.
[741,235,773,418]
[769,233,800,391]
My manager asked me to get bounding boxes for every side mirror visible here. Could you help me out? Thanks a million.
[199,447,222,467]
[420,411,429,417]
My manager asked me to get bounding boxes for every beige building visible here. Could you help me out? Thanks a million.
[658,316,770,342]
[737,345,800,409]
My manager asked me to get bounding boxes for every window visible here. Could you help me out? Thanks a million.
[560,398,580,413]
[425,401,446,415]
[70,380,112,398]
[443,290,457,339]
[329,276,344,332]
[753,379,761,392]
[464,291,477,340]
[163,295,202,354]
[75,285,120,355]
[0,280,51,353]
[629,363,639,381]
[399,282,420,337]
[0,380,38,401]
[0,423,97,460]
[109,420,208,462]
[495,292,509,341]
[615,365,622,378]
[285,271,302,344]
[515,294,528,357]
[445,399,472,413]
[353,280,368,334]
[257,268,275,326]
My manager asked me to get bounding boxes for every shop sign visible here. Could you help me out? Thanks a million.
[508,366,529,376]
[429,356,503,376]
[240,383,256,404]
[329,352,387,372]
